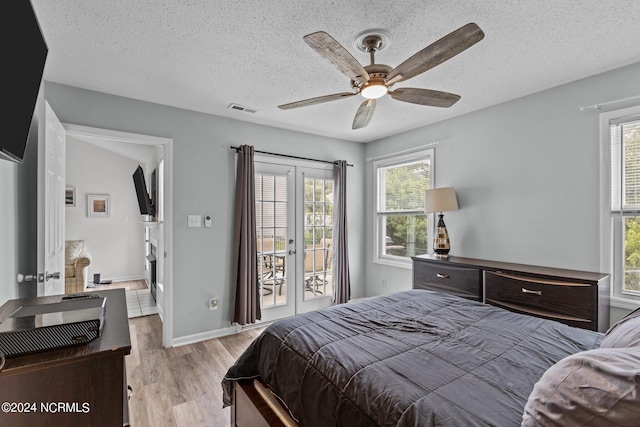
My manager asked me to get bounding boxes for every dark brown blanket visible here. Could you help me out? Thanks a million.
[223,290,602,426]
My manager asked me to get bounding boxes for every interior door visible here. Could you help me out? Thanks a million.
[255,162,296,322]
[296,167,334,314]
[37,100,66,296]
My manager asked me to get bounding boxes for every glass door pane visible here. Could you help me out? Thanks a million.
[303,177,333,299]
[297,168,334,314]
[255,163,295,321]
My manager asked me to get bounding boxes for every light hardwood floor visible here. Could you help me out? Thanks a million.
[126,314,265,426]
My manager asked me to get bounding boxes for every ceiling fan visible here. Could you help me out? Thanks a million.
[278,23,484,130]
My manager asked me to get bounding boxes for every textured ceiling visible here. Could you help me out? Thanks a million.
[31,0,640,143]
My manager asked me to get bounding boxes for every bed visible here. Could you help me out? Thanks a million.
[222,290,640,426]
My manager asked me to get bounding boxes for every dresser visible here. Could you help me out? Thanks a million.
[0,289,131,426]
[412,254,610,332]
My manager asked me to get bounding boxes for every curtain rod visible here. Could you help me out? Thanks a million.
[580,94,640,112]
[230,146,353,167]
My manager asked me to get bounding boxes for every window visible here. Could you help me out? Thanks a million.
[605,106,640,306]
[374,149,434,267]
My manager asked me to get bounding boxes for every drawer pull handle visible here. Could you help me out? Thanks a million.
[522,287,542,296]
[436,273,450,279]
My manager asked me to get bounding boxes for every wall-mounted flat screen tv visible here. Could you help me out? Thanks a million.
[1,1,48,163]
[132,166,154,216]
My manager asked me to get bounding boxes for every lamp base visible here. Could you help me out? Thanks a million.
[433,253,450,259]
[433,213,451,256]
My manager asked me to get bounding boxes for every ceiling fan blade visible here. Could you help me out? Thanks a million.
[278,92,356,110]
[304,31,370,84]
[352,99,376,129]
[387,23,484,84]
[390,88,461,108]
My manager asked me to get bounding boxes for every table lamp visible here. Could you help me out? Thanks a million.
[424,187,459,257]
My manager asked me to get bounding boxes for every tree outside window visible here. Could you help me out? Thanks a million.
[375,149,434,266]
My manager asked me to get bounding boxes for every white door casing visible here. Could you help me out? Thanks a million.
[37,101,65,296]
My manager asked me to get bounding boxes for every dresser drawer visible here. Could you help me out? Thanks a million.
[413,261,482,301]
[485,271,595,329]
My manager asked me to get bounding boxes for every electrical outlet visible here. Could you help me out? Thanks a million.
[381,278,387,288]
[209,297,219,310]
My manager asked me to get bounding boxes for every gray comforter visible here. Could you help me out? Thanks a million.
[223,290,602,426]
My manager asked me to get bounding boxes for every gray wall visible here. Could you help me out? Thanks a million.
[364,60,640,316]
[43,82,365,340]
[4,59,638,336]
[0,160,18,303]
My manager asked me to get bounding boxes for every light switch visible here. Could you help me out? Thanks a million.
[187,215,202,228]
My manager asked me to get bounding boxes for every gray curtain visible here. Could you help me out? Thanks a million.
[332,160,351,304]
[231,145,261,324]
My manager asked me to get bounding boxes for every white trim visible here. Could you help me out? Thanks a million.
[600,105,640,307]
[375,257,414,269]
[64,124,172,146]
[172,324,241,347]
[610,296,640,310]
[599,109,613,276]
[241,320,274,331]
[62,123,175,348]
[97,275,145,283]
[372,148,434,268]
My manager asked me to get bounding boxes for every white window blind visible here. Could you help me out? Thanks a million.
[373,149,434,267]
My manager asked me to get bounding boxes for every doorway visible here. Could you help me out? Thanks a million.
[255,157,334,322]
[62,124,174,348]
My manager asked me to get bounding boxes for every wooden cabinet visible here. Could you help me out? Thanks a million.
[0,289,131,426]
[413,255,610,332]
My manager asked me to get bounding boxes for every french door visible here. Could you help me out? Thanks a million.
[255,160,333,322]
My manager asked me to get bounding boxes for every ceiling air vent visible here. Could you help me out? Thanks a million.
[227,103,258,114]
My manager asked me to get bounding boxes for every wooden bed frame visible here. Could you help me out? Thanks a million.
[231,380,300,427]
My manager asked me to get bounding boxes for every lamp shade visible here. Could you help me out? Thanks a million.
[424,187,459,213]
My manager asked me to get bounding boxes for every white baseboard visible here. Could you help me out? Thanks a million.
[171,324,242,347]
[98,275,145,283]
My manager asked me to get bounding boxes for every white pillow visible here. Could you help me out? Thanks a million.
[522,348,640,427]
[600,307,640,348]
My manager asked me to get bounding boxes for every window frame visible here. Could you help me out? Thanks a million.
[600,105,640,309]
[373,148,434,269]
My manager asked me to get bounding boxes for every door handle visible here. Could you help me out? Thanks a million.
[17,273,37,283]
[288,250,296,255]
[45,271,61,281]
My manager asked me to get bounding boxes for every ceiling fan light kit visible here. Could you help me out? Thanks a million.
[278,23,485,129]
[361,80,387,99]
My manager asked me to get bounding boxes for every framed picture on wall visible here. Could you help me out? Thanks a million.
[87,194,110,218]
[65,186,76,207]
